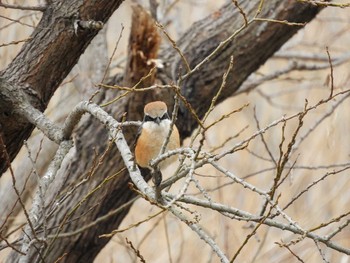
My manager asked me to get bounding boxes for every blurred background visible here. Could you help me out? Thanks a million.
[1,0,350,262]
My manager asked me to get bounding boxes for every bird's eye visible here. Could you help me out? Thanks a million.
[160,113,169,120]
[144,115,155,122]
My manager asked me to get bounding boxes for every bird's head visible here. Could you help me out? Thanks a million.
[143,101,170,125]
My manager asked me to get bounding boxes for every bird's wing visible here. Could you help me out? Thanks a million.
[132,122,143,152]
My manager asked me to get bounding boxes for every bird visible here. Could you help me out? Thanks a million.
[134,101,180,187]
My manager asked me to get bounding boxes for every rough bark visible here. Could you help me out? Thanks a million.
[162,1,321,137]
[0,0,125,175]
[3,1,323,262]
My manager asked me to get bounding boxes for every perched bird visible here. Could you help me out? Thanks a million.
[135,101,180,186]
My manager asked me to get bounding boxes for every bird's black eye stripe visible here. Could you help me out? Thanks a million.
[144,113,169,122]
[144,115,155,122]
[161,113,169,120]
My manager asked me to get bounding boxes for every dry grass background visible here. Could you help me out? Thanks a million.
[1,0,350,262]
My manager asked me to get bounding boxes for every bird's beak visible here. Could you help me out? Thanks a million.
[155,117,161,125]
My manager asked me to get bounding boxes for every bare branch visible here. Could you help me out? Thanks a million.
[0,3,46,12]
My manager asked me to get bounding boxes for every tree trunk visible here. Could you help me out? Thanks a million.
[0,0,125,175]
[2,1,322,262]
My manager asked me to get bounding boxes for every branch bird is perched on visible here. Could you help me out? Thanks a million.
[135,101,180,186]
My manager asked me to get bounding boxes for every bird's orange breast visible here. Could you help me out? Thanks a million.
[135,126,180,169]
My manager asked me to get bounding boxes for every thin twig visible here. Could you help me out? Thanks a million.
[326,46,334,98]
[313,240,330,263]
[0,233,25,255]
[125,238,146,263]
[0,38,32,47]
[159,93,180,157]
[253,17,306,26]
[101,24,124,83]
[189,56,235,160]
[283,166,350,212]
[231,0,248,26]
[275,242,305,263]
[230,195,279,262]
[168,205,229,263]
[253,107,277,166]
[99,209,164,238]
[163,214,174,263]
[0,135,40,253]
[0,14,39,28]
[48,196,136,239]
[156,21,191,73]
[325,218,350,241]
[99,66,157,107]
